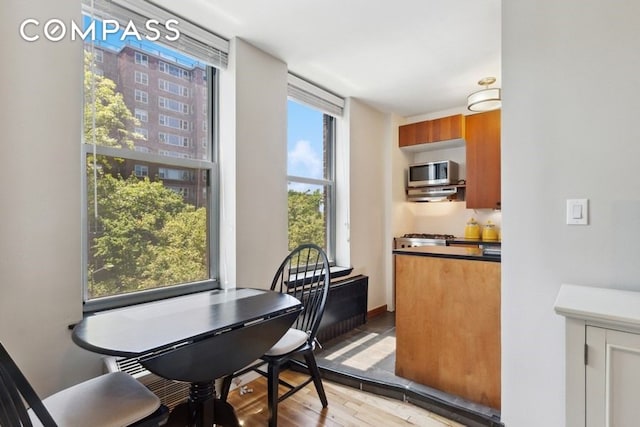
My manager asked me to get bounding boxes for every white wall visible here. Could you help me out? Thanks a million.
[409,203,502,237]
[386,113,406,311]
[348,99,389,311]
[502,0,640,425]
[0,0,103,397]
[219,38,289,290]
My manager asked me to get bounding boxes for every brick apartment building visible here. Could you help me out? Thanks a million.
[87,41,209,208]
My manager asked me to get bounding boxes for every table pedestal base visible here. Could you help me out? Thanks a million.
[165,381,240,427]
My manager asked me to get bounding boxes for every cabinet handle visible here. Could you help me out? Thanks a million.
[584,343,589,365]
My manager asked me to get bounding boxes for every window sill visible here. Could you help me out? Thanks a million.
[330,266,353,280]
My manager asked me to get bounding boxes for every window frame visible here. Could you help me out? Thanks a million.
[80,0,229,310]
[134,127,148,139]
[81,62,221,313]
[286,101,337,263]
[134,108,148,123]
[133,164,149,177]
[134,51,148,66]
[159,79,190,98]
[134,70,148,86]
[134,89,148,104]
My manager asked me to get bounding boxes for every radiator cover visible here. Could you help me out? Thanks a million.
[316,274,369,343]
[103,356,190,410]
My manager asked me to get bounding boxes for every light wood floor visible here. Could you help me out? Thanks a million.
[226,370,465,426]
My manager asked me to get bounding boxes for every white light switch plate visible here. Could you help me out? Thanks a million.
[566,199,588,225]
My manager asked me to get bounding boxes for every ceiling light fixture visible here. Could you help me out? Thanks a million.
[467,77,501,112]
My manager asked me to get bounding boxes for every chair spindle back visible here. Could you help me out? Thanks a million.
[270,244,330,343]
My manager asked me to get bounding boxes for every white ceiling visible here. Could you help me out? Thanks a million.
[155,0,501,117]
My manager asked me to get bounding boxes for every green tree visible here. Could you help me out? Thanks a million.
[84,53,140,149]
[89,175,208,297]
[142,207,208,286]
[90,175,191,296]
[288,189,326,251]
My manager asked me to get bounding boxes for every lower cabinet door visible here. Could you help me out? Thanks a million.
[586,326,640,427]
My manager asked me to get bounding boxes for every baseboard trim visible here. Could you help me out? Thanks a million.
[367,305,388,319]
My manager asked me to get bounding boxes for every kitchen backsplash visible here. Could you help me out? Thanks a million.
[407,201,502,238]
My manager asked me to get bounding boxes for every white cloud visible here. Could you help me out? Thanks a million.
[288,139,322,179]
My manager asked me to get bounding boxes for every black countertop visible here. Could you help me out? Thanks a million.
[393,245,501,263]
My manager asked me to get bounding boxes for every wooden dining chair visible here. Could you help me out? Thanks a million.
[0,342,169,427]
[220,243,331,427]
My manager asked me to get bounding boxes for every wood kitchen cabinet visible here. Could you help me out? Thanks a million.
[465,109,501,209]
[395,254,501,409]
[398,114,464,147]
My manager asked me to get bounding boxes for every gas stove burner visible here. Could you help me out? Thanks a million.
[394,233,455,249]
[402,233,455,240]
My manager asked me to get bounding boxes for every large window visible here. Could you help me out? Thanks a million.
[82,0,228,311]
[287,96,340,260]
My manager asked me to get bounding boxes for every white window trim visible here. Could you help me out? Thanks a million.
[286,95,338,262]
[134,52,148,66]
[135,89,148,104]
[135,70,148,85]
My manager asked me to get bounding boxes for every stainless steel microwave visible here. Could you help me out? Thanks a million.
[407,160,458,187]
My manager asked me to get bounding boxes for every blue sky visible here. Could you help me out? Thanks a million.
[287,100,323,181]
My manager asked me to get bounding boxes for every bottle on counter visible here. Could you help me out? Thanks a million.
[464,218,481,240]
[482,220,499,241]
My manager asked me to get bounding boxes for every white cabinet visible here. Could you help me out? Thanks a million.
[586,326,640,426]
[555,284,640,427]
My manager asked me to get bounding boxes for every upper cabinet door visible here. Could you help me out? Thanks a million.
[414,120,431,144]
[465,110,501,209]
[399,114,464,147]
[430,114,464,142]
[399,122,418,147]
